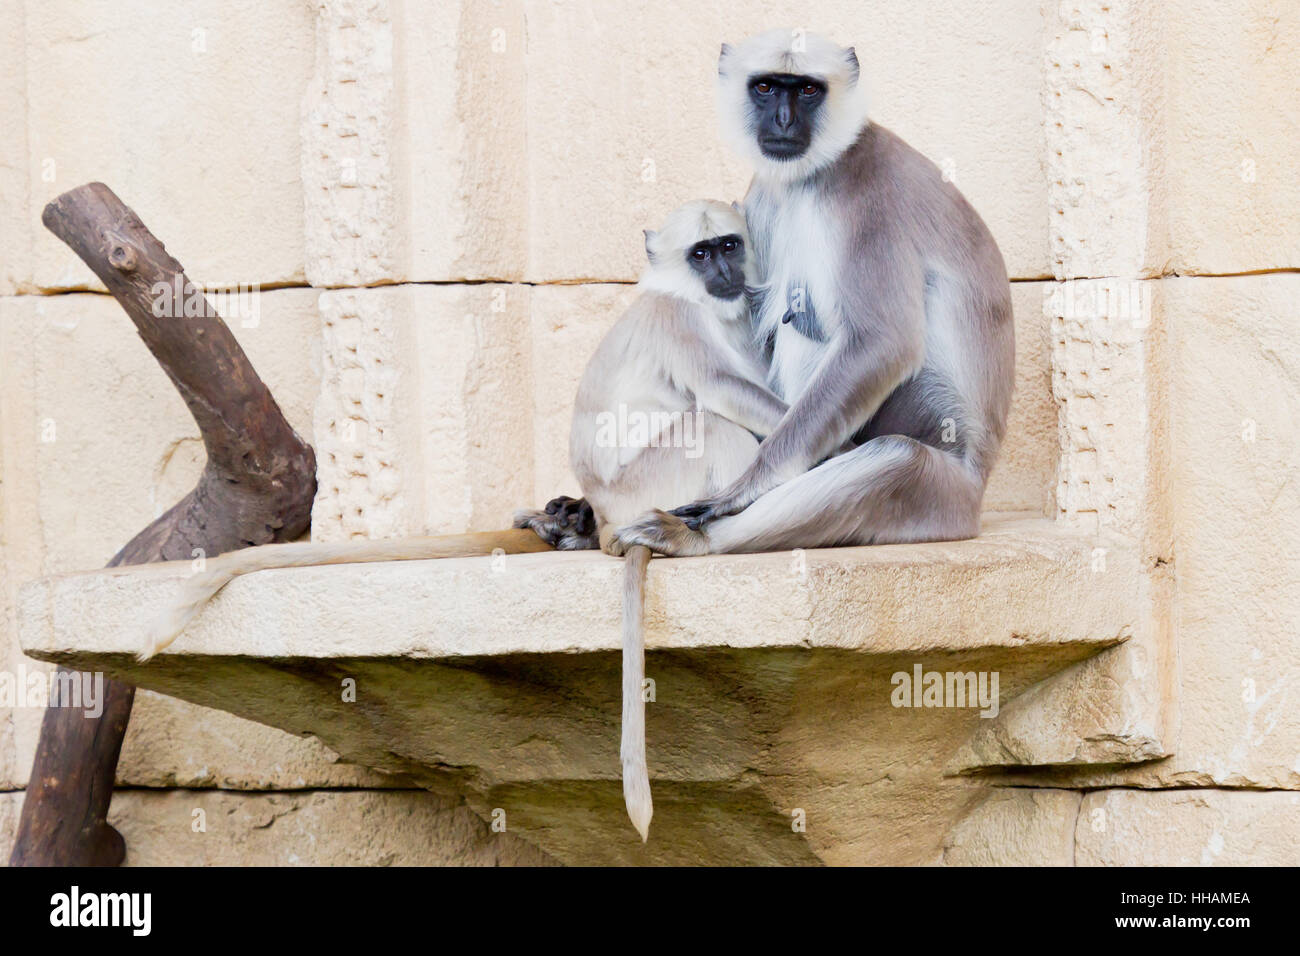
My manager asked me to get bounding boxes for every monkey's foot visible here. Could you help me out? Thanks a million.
[608,510,710,557]
[513,496,599,550]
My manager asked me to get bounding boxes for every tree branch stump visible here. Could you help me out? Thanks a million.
[9,182,317,866]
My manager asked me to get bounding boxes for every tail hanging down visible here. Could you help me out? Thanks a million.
[621,543,653,841]
[138,529,553,662]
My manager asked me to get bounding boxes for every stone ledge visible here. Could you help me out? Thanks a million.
[21,514,1131,663]
[17,513,1144,865]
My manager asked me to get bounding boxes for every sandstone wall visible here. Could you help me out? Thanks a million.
[1,0,1295,864]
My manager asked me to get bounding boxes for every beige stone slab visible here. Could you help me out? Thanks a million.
[947,596,1175,773]
[946,786,1300,867]
[1159,275,1300,787]
[0,3,31,296]
[942,788,1080,866]
[21,0,313,290]
[986,282,1057,515]
[1077,789,1300,866]
[0,789,557,866]
[0,789,17,853]
[525,283,638,505]
[1163,1,1300,273]
[391,0,528,282]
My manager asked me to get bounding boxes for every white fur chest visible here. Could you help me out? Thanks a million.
[749,184,843,400]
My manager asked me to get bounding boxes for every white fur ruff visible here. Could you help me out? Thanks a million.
[717,29,871,185]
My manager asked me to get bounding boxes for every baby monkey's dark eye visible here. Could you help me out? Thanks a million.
[691,247,710,261]
[722,239,739,254]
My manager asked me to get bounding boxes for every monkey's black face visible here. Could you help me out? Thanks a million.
[686,234,746,300]
[748,73,827,160]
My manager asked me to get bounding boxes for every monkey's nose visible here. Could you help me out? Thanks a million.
[776,99,794,130]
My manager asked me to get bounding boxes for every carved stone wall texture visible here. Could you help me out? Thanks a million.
[302,0,398,288]
[972,1,1181,778]
[312,290,407,541]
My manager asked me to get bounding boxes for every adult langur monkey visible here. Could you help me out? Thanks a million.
[605,30,1015,559]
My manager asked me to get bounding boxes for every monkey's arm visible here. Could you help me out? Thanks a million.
[675,269,925,527]
[694,372,790,439]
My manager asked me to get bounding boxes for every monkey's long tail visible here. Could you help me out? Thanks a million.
[138,528,553,663]
[621,543,653,842]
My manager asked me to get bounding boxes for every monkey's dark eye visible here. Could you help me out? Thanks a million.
[800,83,820,96]
[753,81,772,95]
[691,248,710,261]
[722,239,738,254]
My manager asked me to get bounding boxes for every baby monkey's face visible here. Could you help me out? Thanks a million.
[685,234,746,300]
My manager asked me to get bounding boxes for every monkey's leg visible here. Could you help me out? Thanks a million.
[139,528,551,661]
[611,436,984,556]
[586,411,762,534]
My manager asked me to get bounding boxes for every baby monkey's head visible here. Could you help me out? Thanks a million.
[642,200,753,304]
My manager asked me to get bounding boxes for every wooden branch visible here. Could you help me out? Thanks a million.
[9,182,317,866]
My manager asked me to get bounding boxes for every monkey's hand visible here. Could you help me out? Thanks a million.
[544,495,595,534]
[513,495,599,550]
[671,456,796,530]
[608,510,710,557]
[668,492,750,531]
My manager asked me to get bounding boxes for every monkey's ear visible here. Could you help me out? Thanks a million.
[718,42,733,73]
[643,229,657,262]
[845,46,861,83]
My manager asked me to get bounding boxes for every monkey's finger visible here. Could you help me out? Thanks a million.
[544,495,575,515]
[683,511,716,531]
[668,501,712,520]
[682,498,748,530]
[573,501,595,536]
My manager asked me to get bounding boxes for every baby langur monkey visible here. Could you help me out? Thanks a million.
[138,199,783,844]
[525,199,787,840]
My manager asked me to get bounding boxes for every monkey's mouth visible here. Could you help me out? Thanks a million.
[758,136,809,159]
